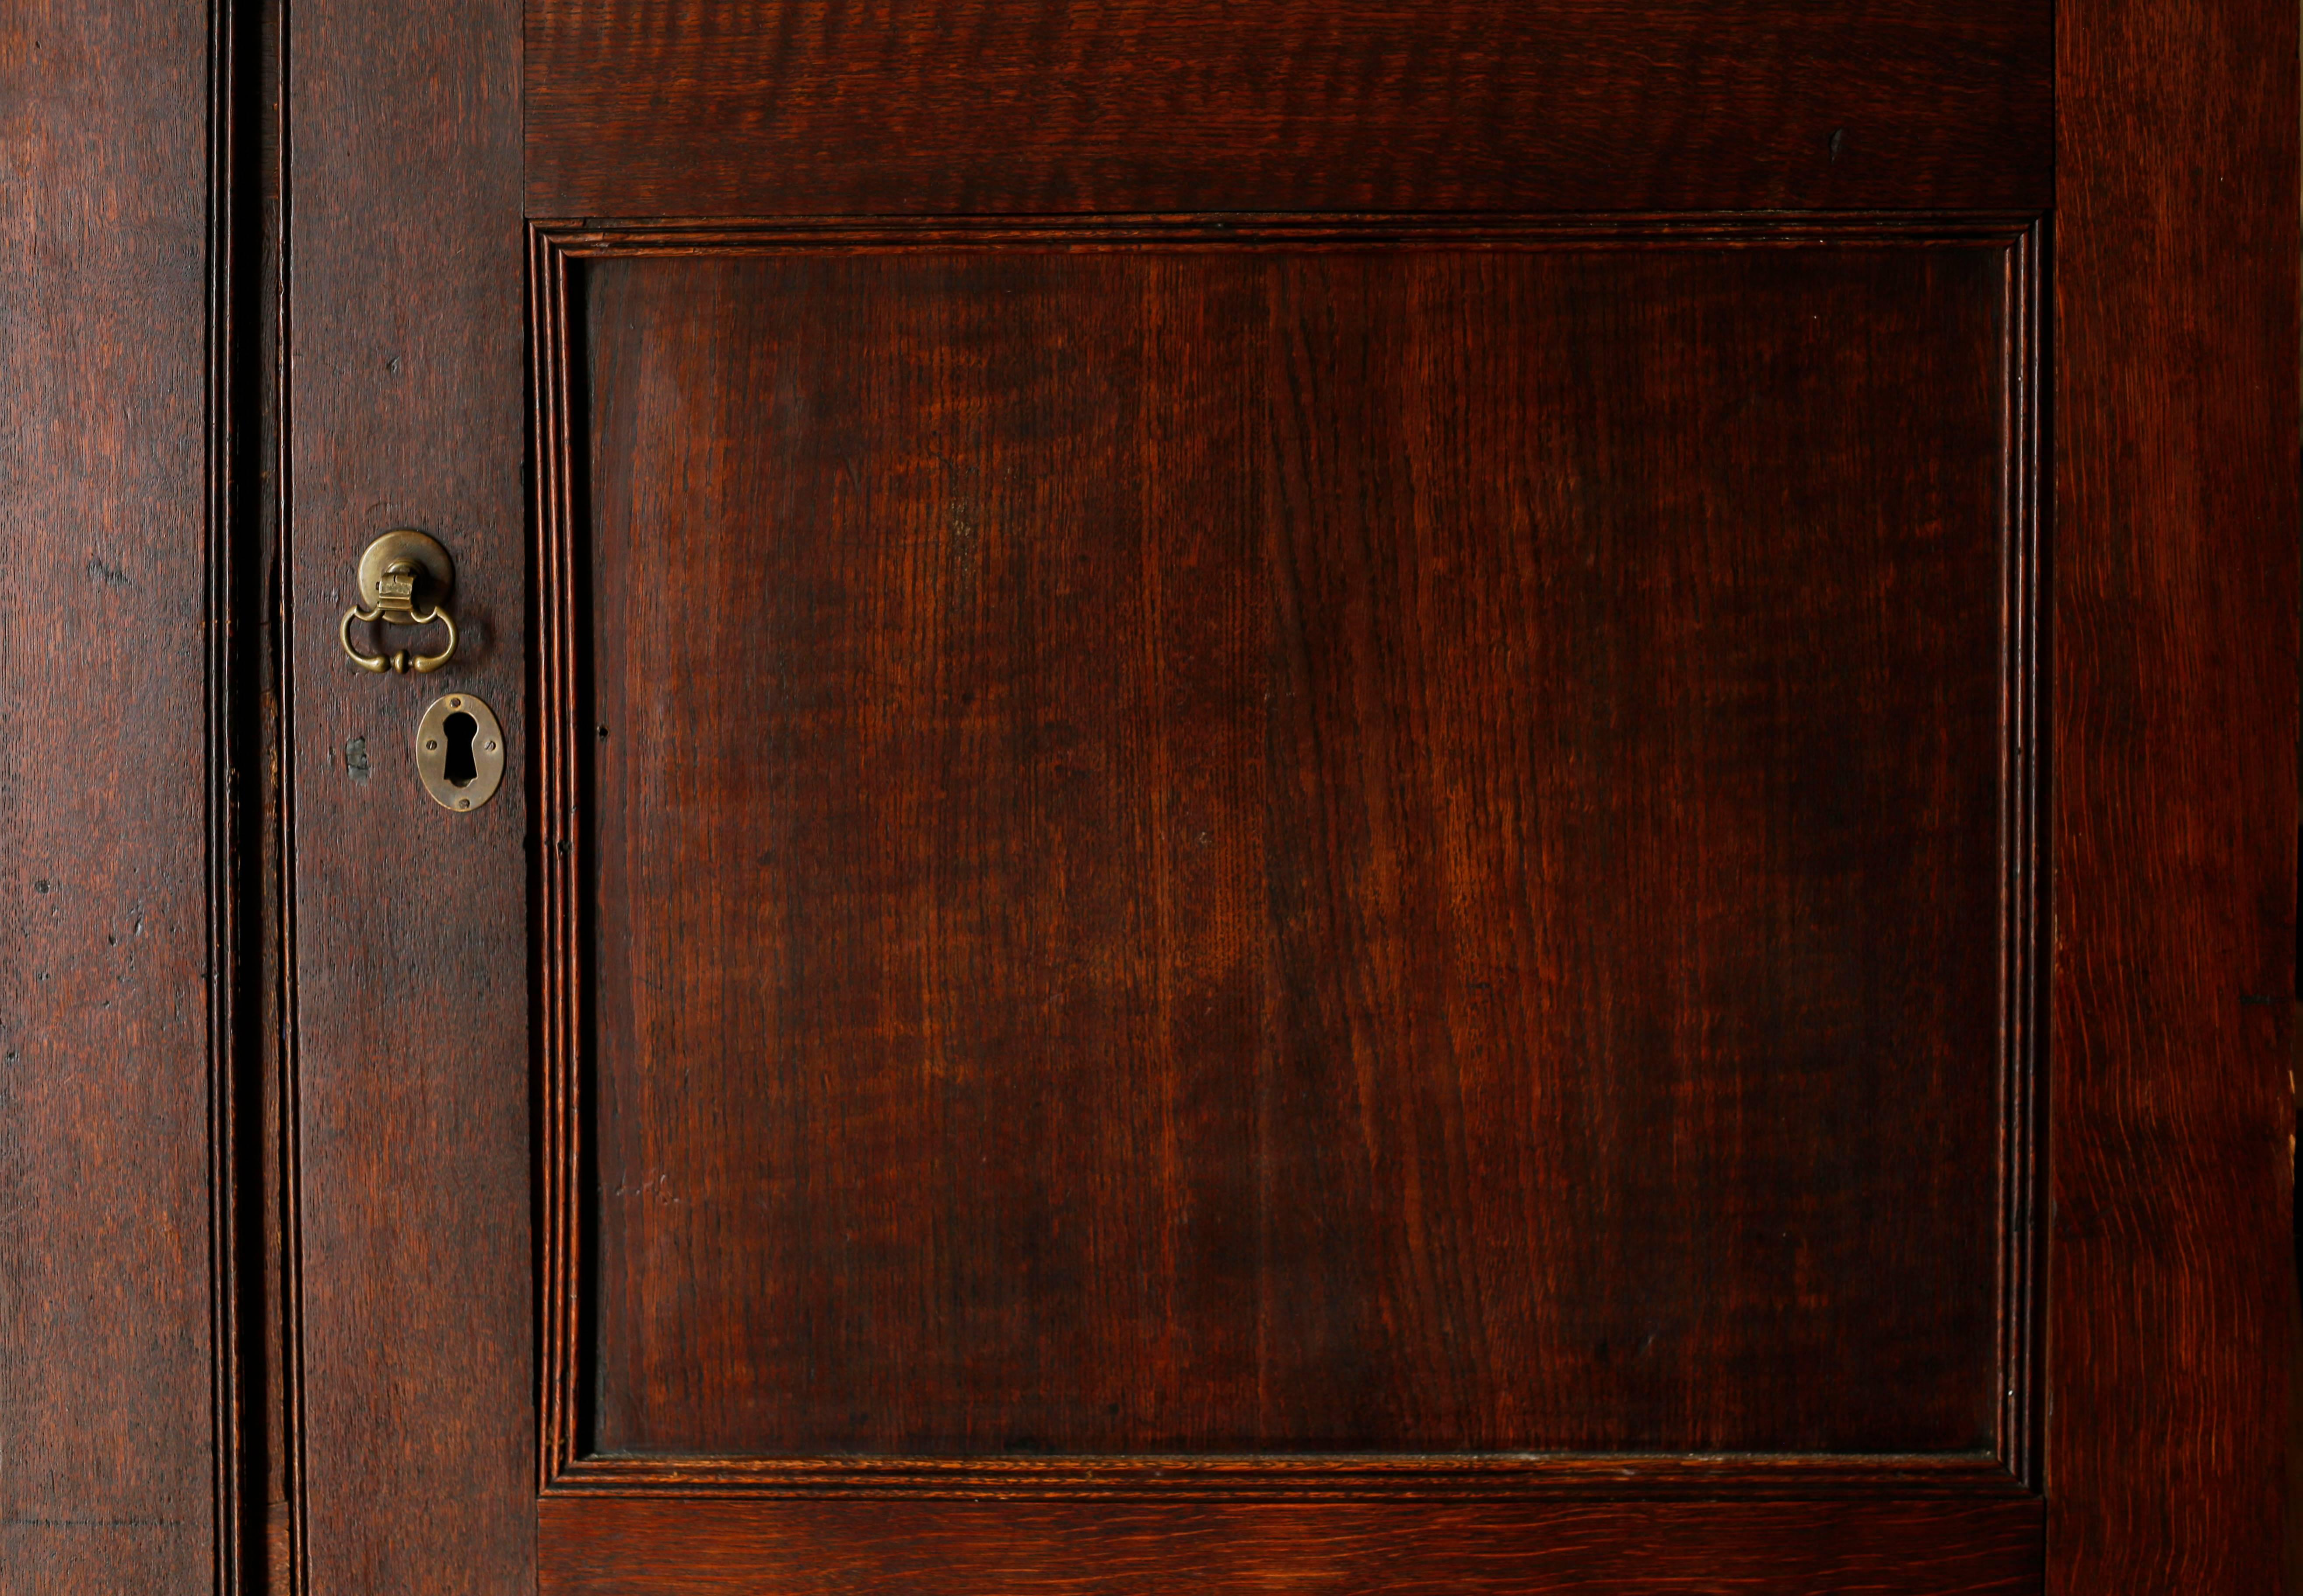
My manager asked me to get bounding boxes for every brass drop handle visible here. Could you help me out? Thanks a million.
[341,530,458,674]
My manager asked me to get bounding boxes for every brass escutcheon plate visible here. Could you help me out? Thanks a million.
[415,692,505,812]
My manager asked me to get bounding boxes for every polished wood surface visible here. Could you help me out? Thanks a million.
[0,0,2284,1581]
[0,0,235,1589]
[574,237,2020,1463]
[525,0,2051,217]
[2047,0,2300,1581]
[537,1495,2046,1596]
[284,0,535,1590]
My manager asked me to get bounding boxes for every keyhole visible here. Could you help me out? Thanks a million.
[442,711,478,788]
[416,692,502,812]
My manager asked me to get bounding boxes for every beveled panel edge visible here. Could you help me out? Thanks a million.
[533,220,584,1500]
[1993,219,2047,1494]
[528,214,2050,1502]
[534,211,2041,254]
[541,1451,2027,1503]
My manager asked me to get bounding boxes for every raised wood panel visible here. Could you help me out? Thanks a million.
[524,0,2051,218]
[537,1495,2047,1596]
[536,220,2043,1486]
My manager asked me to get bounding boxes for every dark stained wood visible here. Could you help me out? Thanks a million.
[537,1495,2047,1596]
[0,0,234,1589]
[261,0,2300,1584]
[524,0,2051,219]
[566,235,2024,1465]
[2047,0,2300,1582]
[284,0,533,1590]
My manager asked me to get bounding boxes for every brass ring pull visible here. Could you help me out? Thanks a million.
[340,600,458,674]
[340,529,458,675]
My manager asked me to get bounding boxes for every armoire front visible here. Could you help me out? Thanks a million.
[4,0,2294,1591]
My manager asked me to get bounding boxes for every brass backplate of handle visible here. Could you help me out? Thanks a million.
[342,529,458,673]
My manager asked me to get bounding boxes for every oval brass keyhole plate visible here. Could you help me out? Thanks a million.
[415,692,505,812]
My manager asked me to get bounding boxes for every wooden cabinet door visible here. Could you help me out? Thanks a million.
[279,2,2296,1592]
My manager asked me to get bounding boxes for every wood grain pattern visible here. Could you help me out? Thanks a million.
[524,0,2051,219]
[537,1495,2047,1596]
[0,0,234,1589]
[148,0,2300,1581]
[544,228,2036,1474]
[2048,0,2300,1583]
[284,0,533,1590]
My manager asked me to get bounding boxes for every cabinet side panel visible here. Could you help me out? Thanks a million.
[0,0,227,1589]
